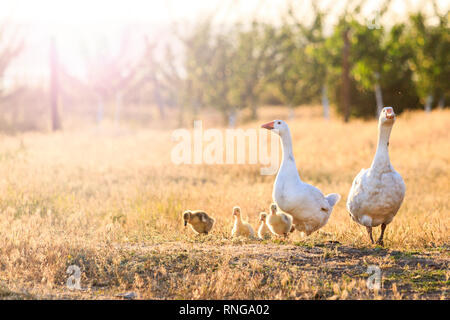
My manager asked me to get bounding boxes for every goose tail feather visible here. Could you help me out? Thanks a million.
[325,193,341,208]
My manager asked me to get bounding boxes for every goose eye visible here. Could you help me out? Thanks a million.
[277,121,281,125]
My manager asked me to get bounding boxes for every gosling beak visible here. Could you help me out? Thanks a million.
[184,221,187,226]
[261,121,274,130]
[386,109,395,119]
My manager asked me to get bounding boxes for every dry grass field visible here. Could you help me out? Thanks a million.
[0,106,448,299]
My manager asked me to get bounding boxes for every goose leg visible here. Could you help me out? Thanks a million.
[376,224,386,246]
[366,226,374,244]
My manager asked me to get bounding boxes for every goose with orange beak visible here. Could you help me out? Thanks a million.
[261,119,341,236]
[346,107,405,246]
[261,121,274,130]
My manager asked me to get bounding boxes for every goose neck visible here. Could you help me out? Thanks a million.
[279,129,301,180]
[371,123,393,171]
[280,131,294,161]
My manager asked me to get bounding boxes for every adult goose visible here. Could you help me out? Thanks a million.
[346,107,405,245]
[261,120,341,236]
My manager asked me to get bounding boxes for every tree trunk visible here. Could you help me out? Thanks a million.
[341,28,351,122]
[425,94,433,113]
[374,82,383,117]
[50,37,62,131]
[114,92,122,128]
[250,104,258,120]
[158,102,166,120]
[96,94,104,125]
[153,79,165,120]
[228,108,237,128]
[192,100,201,119]
[322,85,330,120]
[438,95,445,109]
[288,105,295,120]
[178,102,185,127]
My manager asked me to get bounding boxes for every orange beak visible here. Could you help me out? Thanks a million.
[386,109,395,119]
[261,121,274,130]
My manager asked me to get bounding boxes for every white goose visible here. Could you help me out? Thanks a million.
[347,107,405,245]
[261,120,341,236]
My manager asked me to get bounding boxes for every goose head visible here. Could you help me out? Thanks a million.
[182,211,191,226]
[259,212,267,222]
[261,120,289,137]
[379,107,396,126]
[270,203,277,214]
[232,206,241,218]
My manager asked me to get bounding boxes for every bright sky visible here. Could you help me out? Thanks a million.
[1,0,448,86]
[2,0,284,26]
[2,0,291,84]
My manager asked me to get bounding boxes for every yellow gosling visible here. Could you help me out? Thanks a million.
[231,206,255,238]
[257,212,271,240]
[267,203,293,237]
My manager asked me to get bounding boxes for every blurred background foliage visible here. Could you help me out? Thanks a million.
[0,0,448,132]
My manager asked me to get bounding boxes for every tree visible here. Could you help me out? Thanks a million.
[318,0,421,119]
[131,38,169,120]
[0,22,23,102]
[268,23,306,113]
[290,2,333,118]
[228,21,277,120]
[49,37,62,130]
[408,8,449,111]
[81,33,139,125]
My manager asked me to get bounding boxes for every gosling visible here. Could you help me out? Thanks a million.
[231,206,255,238]
[182,210,215,235]
[267,203,294,237]
[257,212,271,240]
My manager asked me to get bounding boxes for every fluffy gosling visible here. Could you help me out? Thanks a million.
[231,206,255,238]
[257,212,271,240]
[267,203,294,237]
[182,210,215,235]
